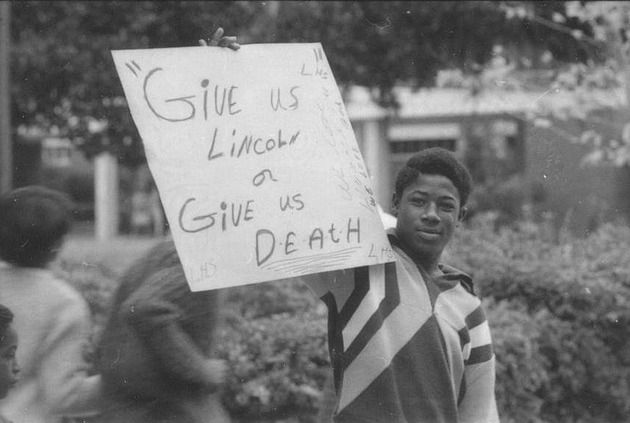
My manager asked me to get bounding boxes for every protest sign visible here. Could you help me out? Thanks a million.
[112,43,394,291]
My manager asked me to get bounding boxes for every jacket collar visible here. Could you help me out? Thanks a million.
[386,228,475,295]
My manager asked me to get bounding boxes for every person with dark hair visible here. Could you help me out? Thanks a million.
[303,147,498,422]
[0,186,73,268]
[0,303,20,423]
[0,186,103,423]
[94,238,230,423]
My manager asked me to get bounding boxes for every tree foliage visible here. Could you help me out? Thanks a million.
[11,1,592,165]
[12,1,261,165]
[466,1,630,166]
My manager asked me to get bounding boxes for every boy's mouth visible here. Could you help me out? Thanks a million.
[417,228,441,240]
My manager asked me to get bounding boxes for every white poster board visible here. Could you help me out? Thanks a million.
[112,43,394,291]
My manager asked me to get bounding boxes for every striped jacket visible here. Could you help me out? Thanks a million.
[305,231,498,423]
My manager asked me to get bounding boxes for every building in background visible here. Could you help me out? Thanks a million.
[347,86,629,235]
[12,86,629,237]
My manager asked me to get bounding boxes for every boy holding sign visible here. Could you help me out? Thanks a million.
[304,148,499,423]
[198,34,498,423]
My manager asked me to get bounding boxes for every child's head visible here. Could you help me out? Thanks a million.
[0,304,19,399]
[391,148,472,269]
[0,186,73,268]
[393,147,472,207]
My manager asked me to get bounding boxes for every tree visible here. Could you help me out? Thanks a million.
[11,1,591,165]
[11,1,261,166]
[561,1,630,165]
[473,1,630,166]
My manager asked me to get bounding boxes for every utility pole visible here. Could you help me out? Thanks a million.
[0,1,11,193]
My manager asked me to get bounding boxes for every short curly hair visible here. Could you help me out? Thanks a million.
[0,186,73,267]
[394,147,473,206]
[0,304,14,339]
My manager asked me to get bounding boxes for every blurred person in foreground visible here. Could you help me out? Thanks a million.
[94,239,230,423]
[0,186,103,423]
[91,27,235,423]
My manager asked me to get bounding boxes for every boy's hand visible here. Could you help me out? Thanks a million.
[199,27,240,50]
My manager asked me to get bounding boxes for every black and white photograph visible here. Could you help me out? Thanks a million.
[0,2,629,422]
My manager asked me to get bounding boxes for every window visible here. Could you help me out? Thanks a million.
[390,138,456,154]
[41,137,73,167]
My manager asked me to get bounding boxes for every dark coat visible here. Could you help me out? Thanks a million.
[95,239,229,423]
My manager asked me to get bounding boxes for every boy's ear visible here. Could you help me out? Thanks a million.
[458,206,468,223]
[391,193,400,217]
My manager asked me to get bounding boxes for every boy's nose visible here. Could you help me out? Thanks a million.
[422,203,440,222]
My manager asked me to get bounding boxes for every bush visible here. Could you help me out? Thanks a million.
[217,280,329,421]
[61,217,630,422]
[217,309,328,422]
[467,175,529,226]
[487,300,549,423]
[448,215,630,423]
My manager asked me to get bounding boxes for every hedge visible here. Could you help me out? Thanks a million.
[60,215,630,422]
[447,215,630,423]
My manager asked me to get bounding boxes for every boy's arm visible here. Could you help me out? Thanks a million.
[38,299,103,417]
[458,306,500,423]
[458,358,499,423]
[298,271,337,297]
[289,267,357,300]
[120,267,224,392]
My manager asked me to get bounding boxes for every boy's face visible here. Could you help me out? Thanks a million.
[0,326,19,398]
[392,173,464,267]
